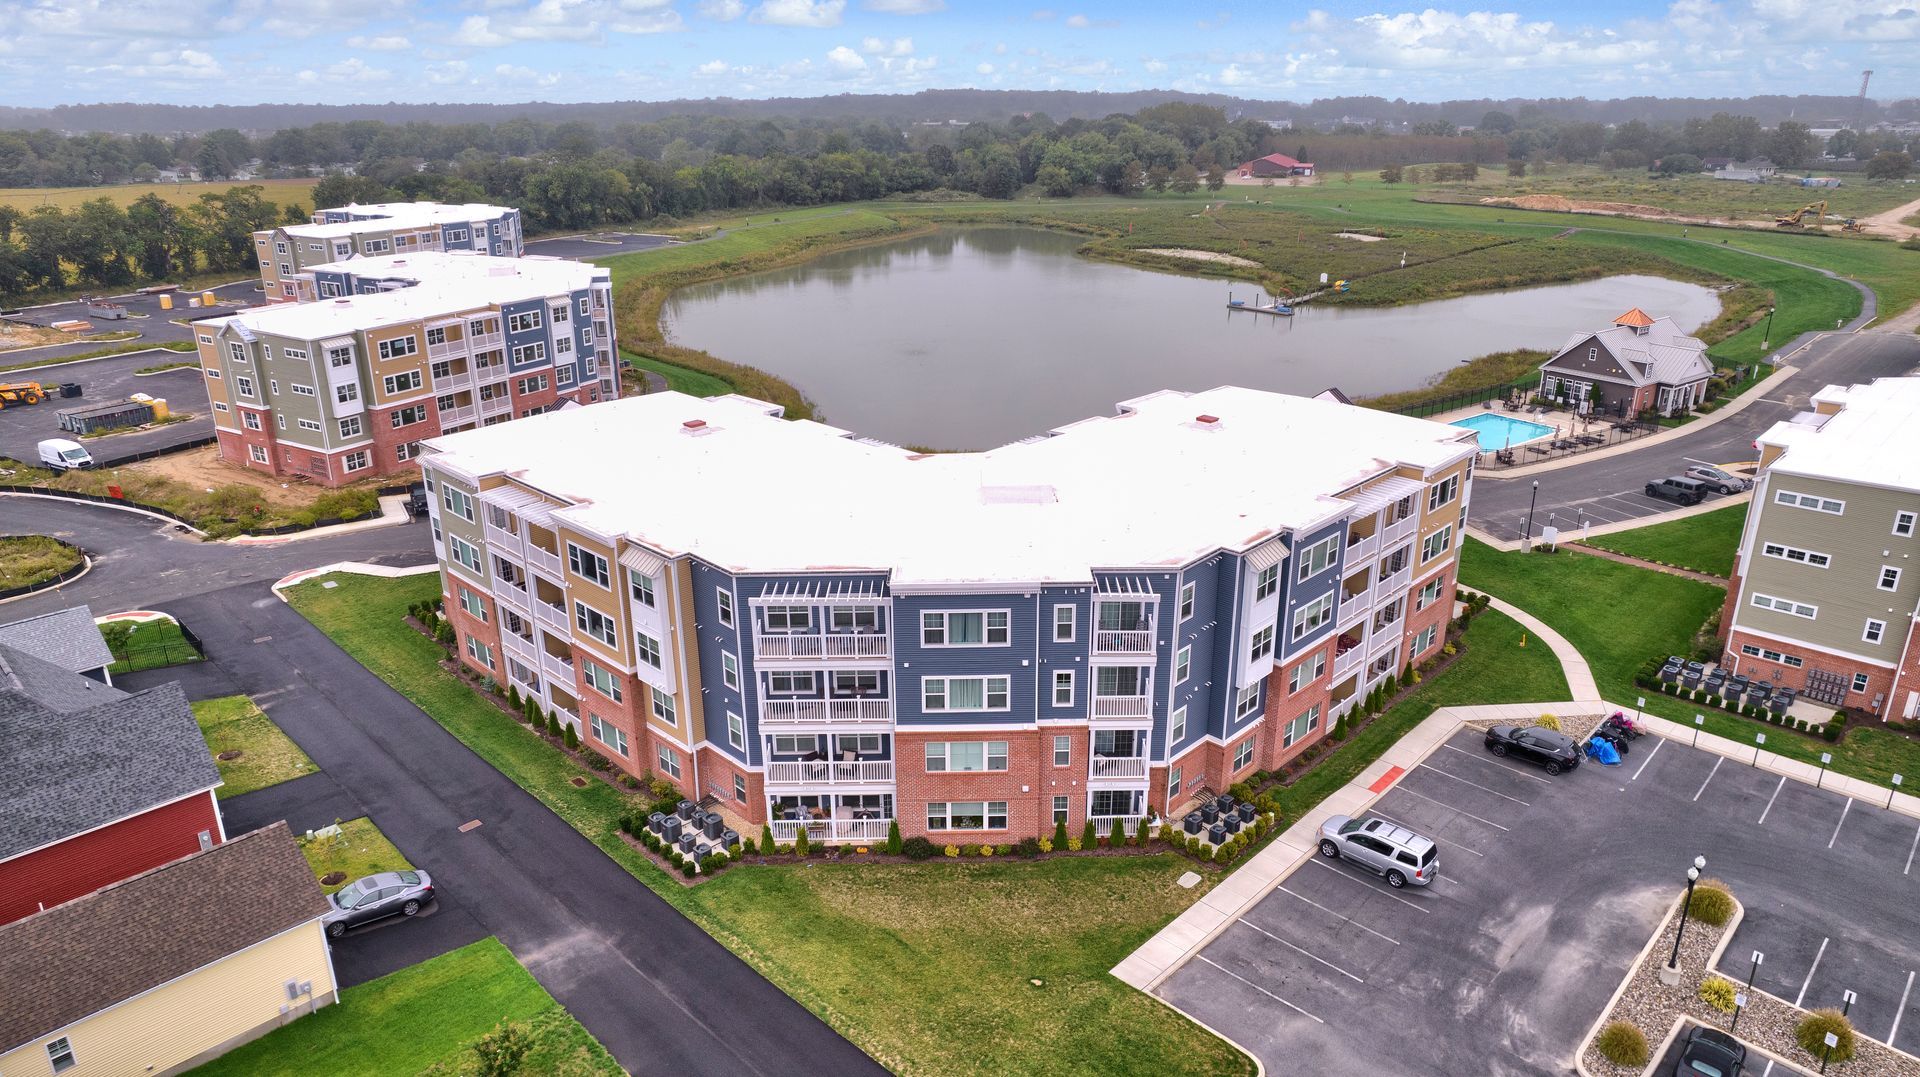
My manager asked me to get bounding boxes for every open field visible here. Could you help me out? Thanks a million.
[1583,503,1748,577]
[0,178,319,214]
[0,534,82,590]
[1430,168,1920,224]
[193,694,316,799]
[298,816,412,895]
[188,938,618,1077]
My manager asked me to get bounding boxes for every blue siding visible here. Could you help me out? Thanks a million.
[501,298,548,371]
[688,559,752,766]
[1201,553,1246,742]
[1035,586,1087,723]
[1167,556,1228,758]
[1280,519,1344,662]
[893,593,1039,728]
[733,571,891,761]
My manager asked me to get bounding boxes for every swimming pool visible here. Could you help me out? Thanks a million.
[1449,413,1554,452]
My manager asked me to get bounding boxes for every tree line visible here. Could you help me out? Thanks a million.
[0,188,298,301]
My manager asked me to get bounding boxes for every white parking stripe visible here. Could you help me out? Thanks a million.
[1395,786,1512,832]
[1794,938,1829,1008]
[1277,887,1402,945]
[1829,798,1853,849]
[1440,743,1552,783]
[1368,808,1485,856]
[1306,858,1432,912]
[1630,737,1666,781]
[1194,954,1325,1023]
[1906,824,1920,876]
[1891,971,1915,1046]
[1692,756,1723,802]
[1234,920,1366,983]
[1757,775,1787,826]
[1416,763,1531,805]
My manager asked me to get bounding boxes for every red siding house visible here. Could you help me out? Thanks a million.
[1239,153,1316,178]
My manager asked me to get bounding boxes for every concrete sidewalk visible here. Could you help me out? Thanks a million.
[1482,594,1599,698]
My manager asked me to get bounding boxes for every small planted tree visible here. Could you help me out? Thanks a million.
[759,825,775,855]
[1109,816,1127,848]
[1332,714,1349,741]
[1054,819,1070,849]
[794,827,811,858]
[1082,819,1098,850]
[546,711,562,739]
[886,818,902,855]
[563,722,580,751]
[1400,662,1415,689]
[507,684,522,710]
[1135,816,1152,847]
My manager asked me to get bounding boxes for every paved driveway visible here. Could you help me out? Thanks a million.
[0,351,212,463]
[1160,727,1920,1074]
[528,231,677,259]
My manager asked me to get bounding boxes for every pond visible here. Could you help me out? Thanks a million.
[661,226,1721,449]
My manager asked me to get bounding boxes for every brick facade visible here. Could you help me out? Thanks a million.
[1726,627,1896,716]
[0,791,221,925]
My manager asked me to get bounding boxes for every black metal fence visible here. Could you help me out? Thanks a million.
[1390,379,1538,419]
[91,435,218,470]
[1473,416,1658,470]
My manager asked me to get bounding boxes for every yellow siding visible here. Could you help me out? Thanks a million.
[673,562,707,745]
[0,922,335,1077]
[560,529,630,669]
[366,323,429,405]
[197,338,235,430]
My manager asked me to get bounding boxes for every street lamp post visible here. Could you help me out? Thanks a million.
[1661,856,1708,984]
[1525,480,1540,552]
[1762,306,1776,352]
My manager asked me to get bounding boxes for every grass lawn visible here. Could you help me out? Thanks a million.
[188,937,618,1077]
[1459,538,1920,787]
[192,695,315,799]
[102,615,202,674]
[620,348,731,397]
[1583,503,1748,578]
[298,817,412,895]
[286,572,1254,1077]
[0,534,82,591]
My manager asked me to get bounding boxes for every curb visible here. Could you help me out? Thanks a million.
[271,562,440,599]
[0,552,93,606]
[0,343,195,377]
[0,490,209,535]
[1571,893,1745,1077]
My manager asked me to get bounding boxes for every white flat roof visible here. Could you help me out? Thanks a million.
[424,386,1477,587]
[284,202,513,240]
[1760,376,1920,492]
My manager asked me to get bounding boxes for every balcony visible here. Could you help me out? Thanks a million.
[1369,627,1402,658]
[525,543,564,578]
[1346,530,1380,562]
[1336,592,1369,631]
[766,760,895,785]
[533,599,568,631]
[430,363,472,390]
[760,698,893,727]
[1093,629,1154,656]
[469,331,506,353]
[539,648,575,686]
[478,393,513,417]
[1333,630,1367,677]
[1090,756,1149,780]
[1383,513,1419,546]
[1092,694,1151,719]
[500,629,536,665]
[753,632,890,661]
[1089,814,1146,835]
[770,818,892,844]
[486,514,523,549]
[1376,564,1413,595]
[437,404,477,427]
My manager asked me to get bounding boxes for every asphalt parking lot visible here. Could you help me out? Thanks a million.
[525,231,676,259]
[0,350,212,464]
[1158,726,1920,1075]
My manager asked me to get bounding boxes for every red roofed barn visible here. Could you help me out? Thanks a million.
[1239,153,1316,178]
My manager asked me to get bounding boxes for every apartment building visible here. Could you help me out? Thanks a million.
[253,201,523,300]
[198,252,618,486]
[423,386,1476,844]
[1724,377,1920,717]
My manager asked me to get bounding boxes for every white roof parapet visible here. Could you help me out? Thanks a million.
[750,579,888,604]
[1094,574,1159,596]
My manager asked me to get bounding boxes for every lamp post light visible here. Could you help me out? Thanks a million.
[1661,856,1707,984]
[1525,480,1540,552]
[1762,306,1776,352]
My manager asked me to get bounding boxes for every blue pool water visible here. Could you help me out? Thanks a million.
[1450,413,1554,452]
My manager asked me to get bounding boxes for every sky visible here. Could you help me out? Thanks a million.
[0,0,1913,108]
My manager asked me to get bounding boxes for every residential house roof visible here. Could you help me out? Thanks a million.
[0,645,220,862]
[1612,307,1655,328]
[1244,152,1314,170]
[0,606,113,675]
[1544,311,1712,388]
[0,823,328,1053]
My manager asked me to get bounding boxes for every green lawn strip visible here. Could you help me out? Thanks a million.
[0,534,82,590]
[103,616,202,674]
[1582,504,1748,578]
[620,348,732,397]
[0,339,194,376]
[298,816,412,894]
[192,695,316,798]
[187,937,616,1077]
[285,572,1254,1076]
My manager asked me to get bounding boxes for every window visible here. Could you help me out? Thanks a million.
[336,382,359,404]
[768,670,814,694]
[582,657,623,701]
[556,363,575,385]
[1054,735,1071,766]
[1053,795,1070,826]
[1168,766,1183,800]
[1053,670,1074,706]
[715,587,734,627]
[1761,542,1831,568]
[1774,489,1845,515]
[509,309,544,333]
[629,572,656,607]
[921,610,1009,646]
[1170,706,1188,743]
[459,587,487,622]
[590,714,629,757]
[1412,624,1438,655]
[764,605,810,631]
[1235,678,1265,719]
[1880,566,1902,591]
[1250,624,1275,661]
[1751,592,1818,619]
[1738,643,1805,668]
[926,801,1008,831]
[721,651,740,690]
[1283,704,1321,748]
[1256,564,1280,599]
[377,335,417,361]
[383,370,423,395]
[424,326,447,348]
[290,382,315,397]
[1865,619,1887,644]
[213,401,229,413]
[442,486,475,522]
[831,670,880,695]
[921,676,1010,712]
[772,734,819,755]
[343,450,369,472]
[339,416,362,439]
[567,542,611,587]
[242,409,261,430]
[363,237,390,254]
[1421,525,1454,564]
[204,366,221,379]
[727,711,744,749]
[513,346,548,371]
[574,601,618,647]
[297,418,321,432]
[47,1036,76,1073]
[395,441,420,463]
[1289,652,1326,693]
[448,535,482,573]
[635,631,662,669]
[824,606,875,632]
[448,227,469,243]
[1898,511,1917,538]
[277,414,286,430]
[925,741,1008,772]
[734,773,747,802]
[465,634,495,669]
[1176,645,1192,683]
[1416,574,1447,610]
[1427,475,1459,512]
[269,378,280,395]
[1290,594,1333,640]
[652,691,677,726]
[658,744,681,779]
[235,375,255,398]
[1853,673,1872,694]
[551,303,570,324]
[247,444,268,464]
[1054,604,1076,642]
[1296,535,1338,580]
[1180,582,1196,620]
[1233,738,1254,772]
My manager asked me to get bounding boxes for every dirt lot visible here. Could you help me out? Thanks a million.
[1480,193,1731,225]
[127,444,368,507]
[0,324,133,353]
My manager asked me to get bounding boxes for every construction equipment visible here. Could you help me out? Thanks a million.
[1841,218,1866,234]
[0,382,46,409]
[1775,200,1828,228]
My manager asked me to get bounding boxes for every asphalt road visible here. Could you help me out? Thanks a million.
[0,352,212,464]
[1161,726,1920,1075]
[1470,329,1920,542]
[526,231,677,260]
[2,498,881,1076]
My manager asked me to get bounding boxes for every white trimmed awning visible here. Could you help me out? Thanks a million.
[1345,475,1425,514]
[1094,574,1157,598]
[1244,539,1289,572]
[750,579,888,605]
[478,486,558,527]
[618,546,666,578]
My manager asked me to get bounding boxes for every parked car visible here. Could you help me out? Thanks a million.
[1485,724,1583,775]
[1684,464,1752,495]
[36,438,93,471]
[1316,815,1438,889]
[321,870,435,938]
[1674,1024,1745,1076]
[1645,476,1708,505]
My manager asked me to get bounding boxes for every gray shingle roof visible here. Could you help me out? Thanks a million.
[0,823,329,1052]
[1546,315,1711,389]
[0,645,221,862]
[0,606,114,675]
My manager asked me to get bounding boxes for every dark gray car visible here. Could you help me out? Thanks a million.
[322,869,435,938]
[1317,815,1437,888]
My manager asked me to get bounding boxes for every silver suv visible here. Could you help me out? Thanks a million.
[1683,464,1752,495]
[1317,815,1437,888]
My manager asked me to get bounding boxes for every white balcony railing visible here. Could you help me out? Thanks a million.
[1092,694,1150,718]
[430,364,472,389]
[525,544,564,577]
[486,515,523,549]
[1336,593,1369,630]
[1346,532,1380,562]
[766,760,895,785]
[500,630,536,666]
[478,393,513,416]
[469,331,505,352]
[753,633,890,660]
[1089,814,1146,835]
[533,600,568,631]
[1383,514,1419,546]
[437,404,476,426]
[1090,756,1149,779]
[1333,640,1366,677]
[770,818,892,844]
[1369,628,1402,657]
[760,698,893,726]
[1093,630,1154,656]
[1377,565,1413,595]
[539,649,575,686]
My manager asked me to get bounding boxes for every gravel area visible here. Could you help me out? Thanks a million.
[1461,711,1607,743]
[1132,247,1263,269]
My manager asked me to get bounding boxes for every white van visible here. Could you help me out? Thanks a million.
[37,438,93,471]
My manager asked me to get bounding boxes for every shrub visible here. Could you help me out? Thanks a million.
[1822,723,1841,743]
[1534,714,1561,731]
[1705,695,1721,709]
[1136,816,1153,846]
[995,843,1013,857]
[1082,820,1097,849]
[681,859,696,878]
[1831,710,1849,728]
[1796,1010,1855,1065]
[885,818,903,855]
[979,844,994,858]
[794,828,810,858]
[1332,714,1349,741]
[1443,642,1457,657]
[1037,837,1053,853]
[1400,661,1415,689]
[901,836,936,860]
[620,773,642,790]
[944,844,961,858]
[563,723,580,751]
[1688,879,1736,926]
[434,620,455,646]
[1594,1021,1649,1067]
[774,844,793,855]
[507,684,522,710]
[1110,817,1128,847]
[759,825,775,855]
[1213,843,1232,863]
[545,712,561,738]
[1699,975,1738,1013]
[1053,819,1070,849]
[1067,837,1083,852]
[1018,836,1042,857]
[471,1021,531,1077]
[698,854,724,875]
[583,750,610,771]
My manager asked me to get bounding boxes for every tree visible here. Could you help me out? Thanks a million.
[1478,110,1517,134]
[1654,153,1704,176]
[1081,819,1097,849]
[472,1022,531,1077]
[1825,129,1860,159]
[977,146,1023,199]
[1204,165,1225,191]
[885,818,902,855]
[1170,162,1200,194]
[1866,151,1913,181]
[1378,165,1403,184]
[1035,163,1074,197]
[1765,121,1819,169]
[310,174,392,211]
[759,825,775,855]
[1053,818,1070,849]
[1506,159,1527,179]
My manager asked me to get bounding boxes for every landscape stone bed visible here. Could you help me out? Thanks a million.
[1461,711,1606,744]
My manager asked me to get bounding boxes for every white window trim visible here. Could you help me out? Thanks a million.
[1774,489,1845,515]
[924,740,1010,773]
[921,675,1012,712]
[1879,566,1902,592]
[727,711,744,749]
[1750,592,1817,619]
[1864,619,1888,644]
[921,609,1013,648]
[1053,735,1071,767]
[1296,534,1339,581]
[1053,604,1076,642]
[1896,511,1917,538]
[1170,705,1188,743]
[715,587,735,628]
[1290,594,1333,641]
[721,651,740,690]
[1760,542,1830,569]
[1179,582,1196,621]
[1052,669,1074,707]
[1175,645,1192,684]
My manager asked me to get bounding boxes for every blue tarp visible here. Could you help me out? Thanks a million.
[1585,737,1622,765]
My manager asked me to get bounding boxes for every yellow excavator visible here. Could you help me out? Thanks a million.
[0,382,46,409]
[1775,200,1828,228]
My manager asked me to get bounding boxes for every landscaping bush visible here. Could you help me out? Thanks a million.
[507,685,521,710]
[563,723,580,751]
[759,825,775,855]
[995,843,1013,856]
[1822,723,1841,743]
[978,844,994,858]
[699,854,724,875]
[1796,1010,1855,1065]
[1400,662,1415,689]
[1831,711,1849,728]
[1110,817,1128,847]
[1136,817,1152,846]
[1037,837,1053,853]
[545,712,561,738]
[620,773,642,790]
[886,818,903,855]
[960,843,980,857]
[681,859,696,878]
[1688,878,1736,926]
[1705,695,1721,709]
[1332,714,1349,741]
[1067,837,1082,852]
[1081,820,1097,850]
[1017,836,1042,857]
[793,828,810,858]
[1053,819,1070,849]
[775,844,793,855]
[1595,1021,1649,1067]
[1699,975,1738,1013]
[1534,714,1561,731]
[434,620,455,646]
[583,750,610,771]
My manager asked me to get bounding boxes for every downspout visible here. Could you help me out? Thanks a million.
[1886,596,1920,721]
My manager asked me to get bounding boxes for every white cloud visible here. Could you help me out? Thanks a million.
[453,1,680,47]
[751,0,846,26]
[863,0,944,11]
[696,0,746,18]
[826,44,868,73]
[346,34,413,50]
[976,61,994,74]
[695,59,733,76]
[425,60,470,85]
[296,56,392,84]
[1064,13,1089,27]
[1143,58,1168,73]
[861,35,914,56]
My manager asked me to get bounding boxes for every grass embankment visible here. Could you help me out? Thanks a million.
[192,695,315,799]
[298,817,412,895]
[287,572,1255,1077]
[102,615,201,674]
[0,178,319,214]
[1460,539,1920,786]
[1583,504,1748,578]
[620,348,731,397]
[0,457,379,538]
[0,339,194,377]
[0,534,82,590]
[188,937,619,1077]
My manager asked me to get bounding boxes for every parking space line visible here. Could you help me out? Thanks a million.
[1277,887,1402,945]
[1692,756,1723,801]
[1234,920,1365,983]
[1630,737,1666,781]
[1307,858,1432,912]
[1891,971,1915,1046]
[1757,775,1787,826]
[1439,743,1552,784]
[1194,954,1325,1023]
[1415,764,1531,805]
[1396,786,1511,831]
[1369,808,1484,856]
[1829,799,1853,849]
[1794,938,1829,1007]
[1906,823,1920,876]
